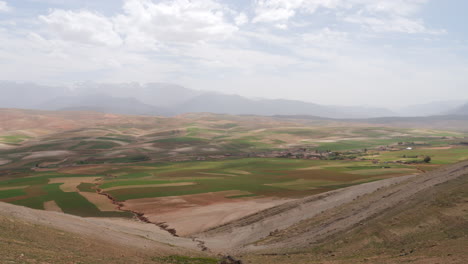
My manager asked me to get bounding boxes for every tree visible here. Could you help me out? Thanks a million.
[423,156,431,163]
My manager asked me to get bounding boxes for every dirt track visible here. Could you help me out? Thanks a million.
[197,160,468,254]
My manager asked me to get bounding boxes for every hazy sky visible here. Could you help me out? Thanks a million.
[0,0,467,107]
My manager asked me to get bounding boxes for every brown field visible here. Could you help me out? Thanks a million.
[49,177,101,192]
[22,150,74,160]
[79,192,119,212]
[43,200,63,213]
[103,182,196,192]
[122,190,293,236]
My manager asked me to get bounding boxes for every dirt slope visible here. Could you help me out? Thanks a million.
[0,202,202,260]
[197,161,468,255]
[241,166,468,263]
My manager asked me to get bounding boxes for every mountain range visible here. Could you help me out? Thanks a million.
[0,81,467,118]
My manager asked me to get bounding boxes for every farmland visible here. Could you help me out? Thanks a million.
[1,109,468,235]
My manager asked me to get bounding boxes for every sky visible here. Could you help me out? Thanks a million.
[0,0,467,108]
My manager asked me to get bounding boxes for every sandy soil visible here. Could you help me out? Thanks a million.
[22,150,73,160]
[103,182,195,191]
[79,192,119,211]
[43,200,63,213]
[49,177,101,192]
[122,191,293,236]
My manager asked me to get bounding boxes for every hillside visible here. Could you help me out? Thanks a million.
[240,162,468,263]
[1,161,467,263]
[202,161,468,263]
[0,202,210,264]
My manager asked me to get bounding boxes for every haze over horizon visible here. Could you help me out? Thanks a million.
[0,0,467,108]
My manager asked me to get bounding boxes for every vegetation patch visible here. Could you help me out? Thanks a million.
[77,182,96,192]
[0,188,26,199]
[0,135,30,144]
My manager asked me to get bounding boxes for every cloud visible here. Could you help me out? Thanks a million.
[234,12,248,26]
[114,0,238,46]
[0,1,11,12]
[39,9,123,46]
[252,0,343,24]
[37,0,240,50]
[344,15,427,34]
[0,0,464,108]
[355,0,427,16]
[252,0,432,34]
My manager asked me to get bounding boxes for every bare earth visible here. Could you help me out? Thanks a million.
[79,192,119,211]
[0,158,11,165]
[103,182,195,191]
[49,177,101,192]
[122,190,293,236]
[22,150,74,160]
[0,202,200,253]
[43,200,63,213]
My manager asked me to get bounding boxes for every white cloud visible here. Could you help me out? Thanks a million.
[252,0,432,34]
[37,0,240,50]
[301,28,348,47]
[0,1,11,12]
[355,0,427,16]
[39,9,122,46]
[114,0,238,46]
[344,15,427,34]
[235,12,248,26]
[252,0,343,23]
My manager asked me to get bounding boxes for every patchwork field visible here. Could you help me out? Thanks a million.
[1,109,468,237]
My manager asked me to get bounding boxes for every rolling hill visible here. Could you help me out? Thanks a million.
[0,81,396,118]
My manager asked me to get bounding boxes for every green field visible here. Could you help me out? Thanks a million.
[0,135,30,144]
[0,157,424,213]
[1,112,468,219]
